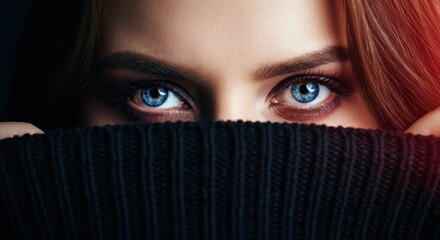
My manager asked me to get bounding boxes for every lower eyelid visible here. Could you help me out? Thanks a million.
[127,98,190,113]
[268,97,341,122]
[125,100,196,122]
[137,110,196,123]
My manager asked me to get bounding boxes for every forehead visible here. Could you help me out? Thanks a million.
[101,0,346,76]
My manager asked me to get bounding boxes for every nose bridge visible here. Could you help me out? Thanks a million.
[209,81,255,122]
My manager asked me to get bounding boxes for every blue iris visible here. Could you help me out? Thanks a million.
[291,83,320,103]
[141,87,169,107]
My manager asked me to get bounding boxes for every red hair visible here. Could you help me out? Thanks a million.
[345,0,440,130]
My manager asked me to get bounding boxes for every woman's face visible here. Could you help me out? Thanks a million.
[85,0,377,128]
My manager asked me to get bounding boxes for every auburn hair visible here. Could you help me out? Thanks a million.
[345,0,440,130]
[10,0,440,130]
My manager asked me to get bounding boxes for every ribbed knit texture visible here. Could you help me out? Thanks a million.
[0,121,440,240]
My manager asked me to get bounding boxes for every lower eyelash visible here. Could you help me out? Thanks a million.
[269,96,341,121]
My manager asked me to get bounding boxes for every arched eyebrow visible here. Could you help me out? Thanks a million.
[254,46,349,80]
[96,52,208,82]
[97,46,349,81]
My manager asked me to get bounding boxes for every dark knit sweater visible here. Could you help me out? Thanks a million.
[0,121,440,240]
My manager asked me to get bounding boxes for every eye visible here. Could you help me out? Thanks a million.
[268,73,353,121]
[134,87,184,109]
[105,80,196,122]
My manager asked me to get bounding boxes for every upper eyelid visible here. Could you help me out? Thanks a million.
[136,80,194,105]
[105,79,195,108]
[266,72,352,101]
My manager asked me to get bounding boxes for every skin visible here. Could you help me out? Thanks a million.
[0,122,43,139]
[84,0,377,127]
[0,0,438,139]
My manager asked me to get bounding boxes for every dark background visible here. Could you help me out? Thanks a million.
[0,0,31,121]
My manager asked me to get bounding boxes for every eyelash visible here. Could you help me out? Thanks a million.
[267,70,352,98]
[105,80,194,121]
[105,70,354,122]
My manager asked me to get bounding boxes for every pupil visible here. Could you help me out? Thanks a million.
[150,89,160,98]
[299,84,309,94]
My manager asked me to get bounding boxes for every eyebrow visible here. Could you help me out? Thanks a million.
[96,46,349,81]
[96,52,207,82]
[255,46,349,79]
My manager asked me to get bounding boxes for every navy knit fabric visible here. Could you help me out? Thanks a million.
[0,121,440,240]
